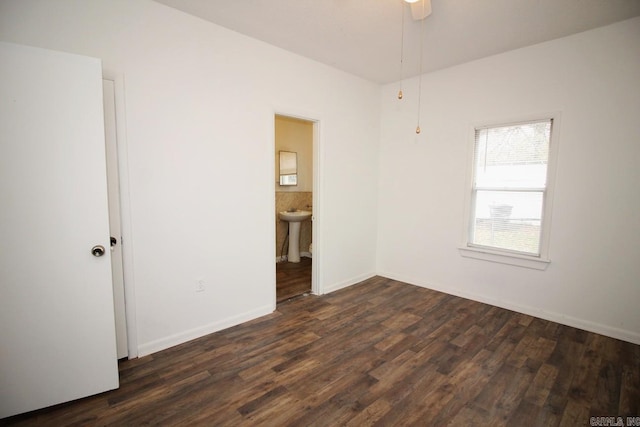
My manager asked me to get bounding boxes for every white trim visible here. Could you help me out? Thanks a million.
[269,115,278,309]
[102,73,139,359]
[137,304,274,357]
[312,118,322,295]
[475,117,554,130]
[275,253,311,263]
[323,272,376,294]
[458,246,550,270]
[461,112,562,268]
[541,114,561,261]
[378,271,640,345]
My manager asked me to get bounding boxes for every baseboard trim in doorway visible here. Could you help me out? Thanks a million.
[276,252,312,263]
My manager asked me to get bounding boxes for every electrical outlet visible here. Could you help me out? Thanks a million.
[196,279,205,292]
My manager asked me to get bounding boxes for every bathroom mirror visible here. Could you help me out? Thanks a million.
[279,151,297,186]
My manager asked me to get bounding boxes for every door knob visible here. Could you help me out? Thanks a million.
[91,245,106,257]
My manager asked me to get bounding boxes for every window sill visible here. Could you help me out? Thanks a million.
[458,246,550,270]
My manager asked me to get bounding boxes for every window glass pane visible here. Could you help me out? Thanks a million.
[471,190,543,255]
[475,121,551,188]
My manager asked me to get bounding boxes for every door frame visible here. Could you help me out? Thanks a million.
[103,73,138,358]
[103,79,127,359]
[272,108,324,300]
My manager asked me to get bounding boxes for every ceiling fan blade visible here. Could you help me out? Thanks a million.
[410,0,432,21]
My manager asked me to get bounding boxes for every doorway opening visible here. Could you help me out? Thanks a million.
[274,114,316,303]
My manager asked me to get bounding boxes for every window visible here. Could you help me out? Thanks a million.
[460,117,558,269]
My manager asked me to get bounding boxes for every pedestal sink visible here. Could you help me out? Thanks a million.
[278,210,312,263]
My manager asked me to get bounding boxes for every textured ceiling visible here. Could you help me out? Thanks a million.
[152,0,640,84]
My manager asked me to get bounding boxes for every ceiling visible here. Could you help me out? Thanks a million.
[152,0,640,84]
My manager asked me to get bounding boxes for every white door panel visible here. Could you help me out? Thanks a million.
[0,42,119,418]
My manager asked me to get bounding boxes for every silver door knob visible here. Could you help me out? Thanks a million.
[91,245,106,257]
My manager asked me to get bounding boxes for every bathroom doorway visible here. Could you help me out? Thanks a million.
[274,114,314,302]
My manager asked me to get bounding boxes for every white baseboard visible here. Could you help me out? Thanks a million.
[377,271,640,346]
[323,271,377,294]
[137,303,274,357]
[276,253,312,263]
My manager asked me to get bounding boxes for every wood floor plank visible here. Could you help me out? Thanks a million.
[524,363,559,407]
[276,256,311,302]
[344,398,392,427]
[4,275,639,426]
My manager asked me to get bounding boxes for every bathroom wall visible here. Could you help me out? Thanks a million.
[275,115,313,259]
[275,115,313,192]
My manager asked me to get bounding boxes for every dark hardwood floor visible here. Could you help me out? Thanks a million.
[4,276,639,426]
[276,257,311,303]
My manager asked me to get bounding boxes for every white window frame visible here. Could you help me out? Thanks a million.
[459,114,561,270]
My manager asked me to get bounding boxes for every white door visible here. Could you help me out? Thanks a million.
[103,79,128,359]
[0,42,119,418]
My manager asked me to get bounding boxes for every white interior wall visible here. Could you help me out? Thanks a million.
[378,17,640,344]
[0,0,379,355]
